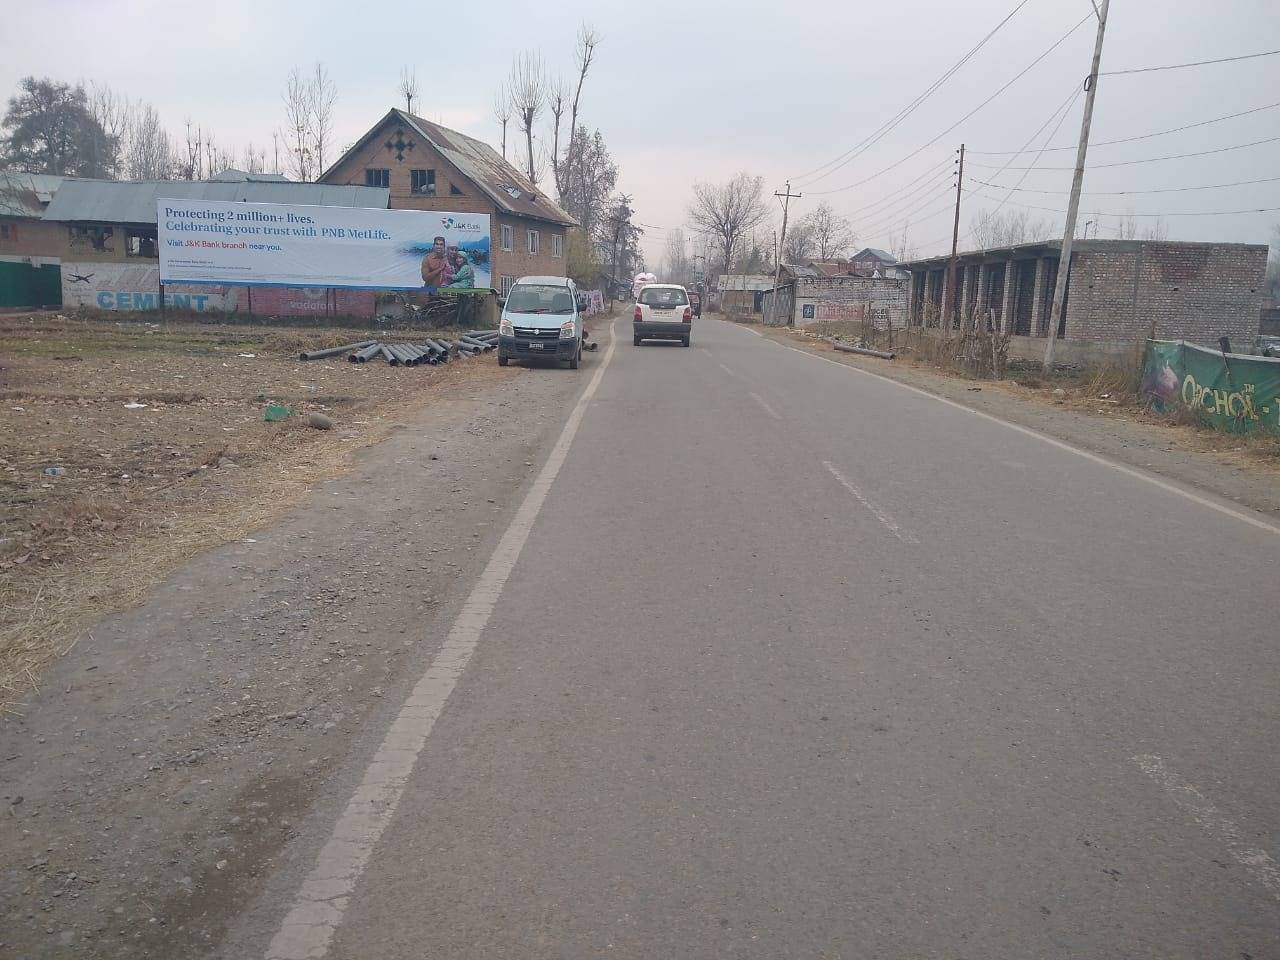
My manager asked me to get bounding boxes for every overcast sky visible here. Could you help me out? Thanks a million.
[3,0,1278,267]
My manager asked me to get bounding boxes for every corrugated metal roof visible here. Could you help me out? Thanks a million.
[853,247,896,262]
[322,109,577,227]
[0,172,66,218]
[42,178,389,224]
[208,168,292,182]
[718,274,775,291]
[783,263,824,278]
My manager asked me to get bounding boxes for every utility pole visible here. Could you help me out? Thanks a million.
[768,180,801,326]
[941,143,965,337]
[1044,0,1110,372]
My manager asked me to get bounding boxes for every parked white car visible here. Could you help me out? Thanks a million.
[633,284,693,347]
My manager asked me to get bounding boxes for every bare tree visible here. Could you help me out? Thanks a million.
[801,203,855,260]
[970,208,1053,248]
[283,67,313,181]
[124,103,173,179]
[1115,209,1139,239]
[202,132,234,178]
[508,52,546,184]
[242,142,266,174]
[890,221,917,261]
[547,76,568,193]
[492,84,512,160]
[399,67,419,114]
[1141,216,1169,241]
[553,23,600,197]
[87,81,130,178]
[179,119,204,180]
[662,228,691,283]
[687,173,770,277]
[782,220,816,263]
[308,62,337,177]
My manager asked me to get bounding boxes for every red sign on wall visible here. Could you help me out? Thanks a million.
[244,287,375,319]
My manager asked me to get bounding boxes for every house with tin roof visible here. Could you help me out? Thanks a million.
[318,108,577,297]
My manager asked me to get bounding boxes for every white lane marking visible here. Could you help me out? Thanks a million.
[749,391,781,420]
[726,322,1280,538]
[822,460,918,544]
[718,362,736,377]
[1132,754,1280,901]
[265,325,619,960]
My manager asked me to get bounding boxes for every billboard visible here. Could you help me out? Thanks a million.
[157,199,491,293]
[62,261,235,312]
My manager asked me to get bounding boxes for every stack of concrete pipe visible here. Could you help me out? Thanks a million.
[298,332,502,367]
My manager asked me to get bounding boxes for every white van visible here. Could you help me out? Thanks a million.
[497,276,584,369]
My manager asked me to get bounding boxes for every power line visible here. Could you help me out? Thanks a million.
[794,0,1033,186]
[965,186,1280,218]
[1100,48,1280,76]
[838,156,954,216]
[850,184,958,238]
[966,135,1280,170]
[846,174,955,227]
[969,174,1280,195]
[967,100,1280,154]
[809,11,1094,196]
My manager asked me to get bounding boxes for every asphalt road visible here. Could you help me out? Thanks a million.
[242,315,1279,959]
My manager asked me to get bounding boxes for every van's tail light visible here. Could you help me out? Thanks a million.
[633,305,643,322]
[683,306,692,321]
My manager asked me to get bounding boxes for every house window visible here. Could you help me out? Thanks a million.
[450,184,464,196]
[500,275,515,297]
[365,168,390,188]
[411,169,436,195]
[527,229,539,255]
[552,233,563,258]
[126,227,157,259]
[69,225,114,251]
[0,223,14,242]
[501,224,513,252]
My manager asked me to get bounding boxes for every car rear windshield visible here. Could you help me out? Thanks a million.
[505,284,575,314]
[640,287,688,307]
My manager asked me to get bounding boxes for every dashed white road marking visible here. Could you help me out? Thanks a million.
[717,362,736,377]
[1132,754,1280,901]
[749,391,781,420]
[823,460,918,544]
[723,320,1280,538]
[264,323,619,960]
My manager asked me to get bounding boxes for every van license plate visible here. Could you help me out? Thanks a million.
[527,342,544,350]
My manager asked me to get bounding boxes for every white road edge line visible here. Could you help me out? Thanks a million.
[749,391,782,420]
[264,323,619,960]
[727,322,1280,538]
[1132,754,1280,901]
[823,460,918,544]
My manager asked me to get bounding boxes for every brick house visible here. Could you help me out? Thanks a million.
[0,172,66,307]
[901,239,1268,353]
[319,109,576,296]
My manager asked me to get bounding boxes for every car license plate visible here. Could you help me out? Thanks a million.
[527,341,544,350]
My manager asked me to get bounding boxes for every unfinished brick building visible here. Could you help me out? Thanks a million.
[902,239,1268,353]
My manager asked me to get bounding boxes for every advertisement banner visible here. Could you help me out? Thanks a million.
[158,199,491,293]
[1141,339,1280,432]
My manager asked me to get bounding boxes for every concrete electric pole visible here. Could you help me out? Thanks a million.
[1043,0,1110,372]
[942,143,965,337]
[768,181,801,326]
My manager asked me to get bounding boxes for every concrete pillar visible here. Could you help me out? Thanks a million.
[1030,257,1048,337]
[974,263,991,331]
[999,259,1017,333]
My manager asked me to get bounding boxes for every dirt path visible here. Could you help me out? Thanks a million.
[753,322,1280,518]
[0,328,603,959]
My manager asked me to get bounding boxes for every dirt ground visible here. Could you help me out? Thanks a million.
[0,313,505,706]
[0,316,599,960]
[737,317,1280,518]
